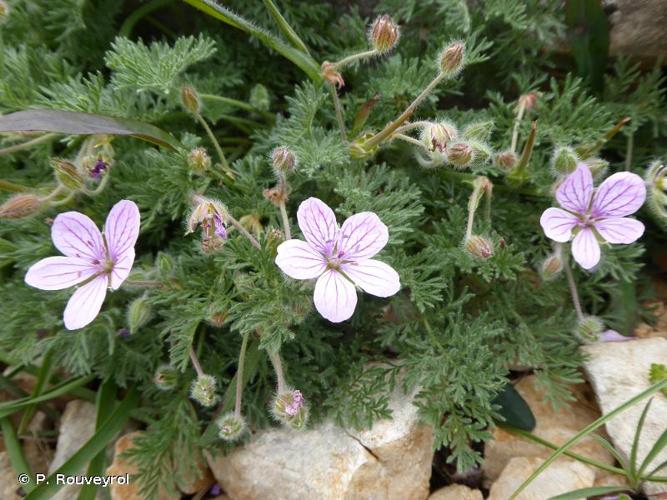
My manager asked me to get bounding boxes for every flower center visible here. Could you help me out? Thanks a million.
[322,239,348,271]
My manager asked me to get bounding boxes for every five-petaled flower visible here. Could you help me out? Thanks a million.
[540,164,646,270]
[275,197,400,322]
[25,200,140,330]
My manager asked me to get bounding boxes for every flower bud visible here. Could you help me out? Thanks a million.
[180,85,201,114]
[494,150,518,170]
[518,93,538,111]
[216,412,247,442]
[206,305,227,328]
[249,84,270,112]
[271,146,296,174]
[575,316,604,343]
[190,374,219,407]
[187,195,228,235]
[439,41,465,77]
[463,121,494,142]
[127,295,152,335]
[465,235,494,259]
[187,147,211,174]
[321,62,345,89]
[422,121,457,153]
[0,193,43,219]
[369,14,399,53]
[468,141,492,164]
[552,146,579,175]
[447,142,474,168]
[154,364,178,391]
[52,159,84,190]
[271,389,308,429]
[540,254,563,281]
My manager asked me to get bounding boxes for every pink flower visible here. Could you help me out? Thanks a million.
[25,200,140,330]
[275,197,400,322]
[540,164,646,270]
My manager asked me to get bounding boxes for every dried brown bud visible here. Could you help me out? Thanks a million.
[321,62,345,89]
[263,186,288,206]
[271,146,296,173]
[494,150,518,170]
[465,235,494,259]
[439,41,465,77]
[369,15,399,53]
[0,193,43,219]
[447,142,474,168]
[180,85,201,114]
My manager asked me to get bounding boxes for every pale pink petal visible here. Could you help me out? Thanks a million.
[63,275,108,330]
[342,259,400,298]
[540,208,579,242]
[571,228,601,270]
[104,200,140,261]
[296,198,338,253]
[556,164,594,214]
[25,256,100,291]
[109,248,135,290]
[275,239,326,280]
[594,217,644,244]
[52,211,105,261]
[313,270,358,323]
[591,172,646,217]
[338,212,389,260]
[599,330,633,342]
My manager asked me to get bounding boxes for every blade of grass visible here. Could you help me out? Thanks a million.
[25,386,139,500]
[635,402,664,479]
[646,458,667,480]
[262,0,311,56]
[0,375,95,419]
[591,434,631,474]
[549,485,631,499]
[18,350,54,435]
[509,378,667,500]
[77,380,118,500]
[0,417,35,493]
[181,0,321,82]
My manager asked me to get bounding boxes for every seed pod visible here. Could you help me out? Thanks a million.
[187,148,211,173]
[271,389,309,430]
[217,412,247,442]
[552,146,579,175]
[465,235,494,259]
[369,14,399,53]
[190,374,219,407]
[447,142,474,168]
[439,41,465,77]
[180,85,201,114]
[0,193,43,219]
[127,295,152,335]
[154,365,178,391]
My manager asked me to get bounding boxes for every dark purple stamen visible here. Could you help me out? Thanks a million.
[90,158,107,179]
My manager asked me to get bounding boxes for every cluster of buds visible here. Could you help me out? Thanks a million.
[186,195,229,253]
[271,389,308,429]
[154,365,178,391]
[187,147,211,174]
[368,14,400,53]
[0,193,44,219]
[216,412,247,442]
[418,120,492,169]
[439,41,465,78]
[190,374,219,407]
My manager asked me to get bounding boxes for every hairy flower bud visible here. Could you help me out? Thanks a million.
[272,389,308,429]
[52,159,84,190]
[0,193,43,219]
[463,121,494,142]
[575,316,604,343]
[180,85,201,114]
[217,412,247,441]
[465,235,494,259]
[154,365,178,391]
[468,141,492,164]
[494,150,518,170]
[369,14,399,53]
[207,304,227,328]
[439,41,465,77]
[190,374,219,407]
[187,147,211,173]
[127,295,152,335]
[540,254,563,281]
[422,121,457,153]
[447,142,474,168]
[271,146,296,174]
[552,146,579,175]
[249,83,270,111]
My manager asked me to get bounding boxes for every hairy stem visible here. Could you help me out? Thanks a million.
[564,259,584,321]
[268,350,287,393]
[279,202,291,240]
[0,133,58,156]
[227,215,261,250]
[393,133,429,150]
[330,86,347,141]
[510,101,527,153]
[0,179,29,193]
[625,133,634,170]
[195,113,231,173]
[189,348,205,377]
[333,49,378,69]
[234,332,250,417]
